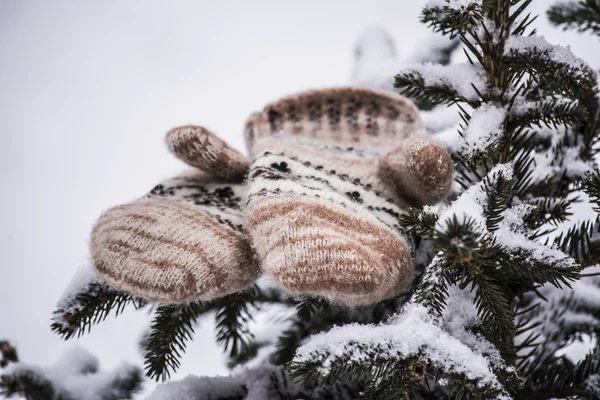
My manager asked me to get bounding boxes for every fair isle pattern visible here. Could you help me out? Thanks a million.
[246,140,414,306]
[166,125,250,181]
[244,88,453,306]
[244,87,422,158]
[91,171,259,303]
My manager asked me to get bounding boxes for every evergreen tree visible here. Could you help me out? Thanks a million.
[43,1,600,398]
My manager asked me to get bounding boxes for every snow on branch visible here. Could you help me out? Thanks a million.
[51,266,145,339]
[396,62,486,104]
[548,0,600,35]
[149,365,311,400]
[528,126,593,183]
[504,36,587,76]
[434,164,513,234]
[0,347,142,400]
[496,205,579,270]
[515,264,600,373]
[292,286,516,399]
[503,35,595,96]
[461,103,506,158]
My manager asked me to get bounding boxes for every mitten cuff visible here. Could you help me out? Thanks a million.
[244,87,422,158]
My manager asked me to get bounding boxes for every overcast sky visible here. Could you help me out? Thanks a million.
[1,0,598,397]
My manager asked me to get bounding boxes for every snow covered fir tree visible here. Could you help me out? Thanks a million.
[0,340,142,399]
[3,0,600,399]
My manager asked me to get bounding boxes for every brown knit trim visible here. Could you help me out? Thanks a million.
[247,195,413,305]
[91,200,259,303]
[93,258,197,301]
[247,195,393,237]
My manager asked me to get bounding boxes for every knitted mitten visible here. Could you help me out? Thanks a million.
[244,87,453,306]
[91,126,260,303]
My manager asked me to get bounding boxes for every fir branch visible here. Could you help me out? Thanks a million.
[0,369,59,400]
[0,359,142,400]
[0,341,18,368]
[432,216,485,263]
[484,170,517,232]
[548,0,600,35]
[213,289,256,359]
[525,197,573,228]
[519,345,600,399]
[583,169,600,212]
[503,36,596,98]
[508,98,588,131]
[553,219,600,266]
[395,71,469,107]
[226,340,262,369]
[51,281,145,340]
[399,208,439,237]
[295,297,331,323]
[414,257,456,316]
[272,321,307,366]
[290,348,510,400]
[468,276,516,348]
[142,301,213,381]
[421,2,484,38]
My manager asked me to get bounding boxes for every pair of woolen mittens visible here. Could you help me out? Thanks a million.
[91,87,453,306]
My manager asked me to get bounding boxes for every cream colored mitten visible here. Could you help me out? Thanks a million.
[91,126,260,303]
[244,87,453,306]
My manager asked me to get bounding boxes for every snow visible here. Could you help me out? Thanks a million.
[425,0,481,9]
[352,26,399,91]
[148,374,245,400]
[149,365,305,400]
[410,34,459,65]
[55,265,100,311]
[421,104,462,134]
[436,164,513,233]
[504,35,589,79]
[403,62,486,102]
[529,126,593,182]
[517,265,600,363]
[496,205,578,270]
[294,290,511,398]
[50,265,104,331]
[461,103,506,157]
[2,347,141,400]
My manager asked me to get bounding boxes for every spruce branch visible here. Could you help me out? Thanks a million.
[399,208,439,237]
[395,71,469,107]
[519,345,600,399]
[548,0,600,35]
[503,37,596,98]
[508,98,589,131]
[213,289,257,359]
[51,281,146,340]
[142,301,213,381]
[0,349,142,400]
[421,2,484,37]
[553,219,600,266]
[0,368,59,400]
[0,341,18,368]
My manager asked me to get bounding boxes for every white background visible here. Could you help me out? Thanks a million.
[1,0,599,396]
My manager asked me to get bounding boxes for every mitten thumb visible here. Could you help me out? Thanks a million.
[379,137,453,206]
[166,125,250,181]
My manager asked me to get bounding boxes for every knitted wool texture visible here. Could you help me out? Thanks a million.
[244,87,453,306]
[91,126,259,303]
